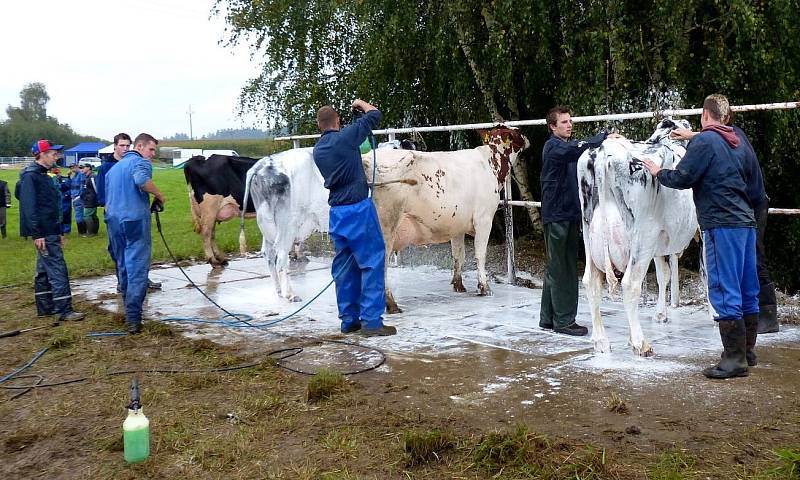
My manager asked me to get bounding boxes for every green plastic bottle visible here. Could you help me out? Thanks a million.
[359,137,372,154]
[123,378,150,464]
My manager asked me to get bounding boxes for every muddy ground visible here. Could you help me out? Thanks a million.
[1,235,799,479]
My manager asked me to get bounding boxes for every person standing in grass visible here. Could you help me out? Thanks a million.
[0,178,10,239]
[99,132,161,291]
[104,133,166,335]
[79,164,99,236]
[18,139,85,322]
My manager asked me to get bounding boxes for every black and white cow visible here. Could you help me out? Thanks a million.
[578,118,698,356]
[184,154,260,265]
[239,148,329,302]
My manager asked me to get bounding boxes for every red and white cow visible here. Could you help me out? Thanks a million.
[578,118,698,356]
[365,125,529,313]
[240,148,329,302]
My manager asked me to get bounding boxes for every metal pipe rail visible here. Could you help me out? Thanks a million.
[276,101,799,284]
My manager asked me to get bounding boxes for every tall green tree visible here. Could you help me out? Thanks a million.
[6,82,50,122]
[216,0,800,290]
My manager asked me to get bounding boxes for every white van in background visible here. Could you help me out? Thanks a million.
[169,149,240,167]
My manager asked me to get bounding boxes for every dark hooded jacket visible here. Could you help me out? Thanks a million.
[17,163,62,238]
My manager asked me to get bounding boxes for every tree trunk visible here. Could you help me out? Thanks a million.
[455,24,503,123]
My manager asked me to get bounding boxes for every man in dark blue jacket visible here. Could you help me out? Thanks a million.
[643,94,758,379]
[539,106,610,336]
[18,139,85,322]
[313,99,395,337]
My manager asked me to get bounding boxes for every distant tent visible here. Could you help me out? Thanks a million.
[97,143,114,160]
[63,142,107,166]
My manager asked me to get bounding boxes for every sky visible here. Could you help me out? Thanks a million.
[1,0,263,141]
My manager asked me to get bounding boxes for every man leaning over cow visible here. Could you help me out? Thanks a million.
[312,99,396,337]
[670,115,779,336]
[539,106,619,337]
[643,94,759,380]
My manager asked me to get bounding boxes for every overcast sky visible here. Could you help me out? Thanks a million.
[1,0,263,142]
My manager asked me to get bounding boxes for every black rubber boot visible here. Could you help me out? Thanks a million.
[704,320,749,379]
[1,224,6,238]
[744,313,758,366]
[757,304,779,334]
[76,221,87,235]
[89,217,99,235]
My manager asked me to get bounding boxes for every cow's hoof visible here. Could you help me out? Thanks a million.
[593,339,612,354]
[387,305,403,314]
[477,287,493,297]
[288,295,302,303]
[634,344,654,357]
[452,282,466,293]
[655,311,668,323]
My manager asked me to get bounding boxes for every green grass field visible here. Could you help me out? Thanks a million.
[0,167,264,286]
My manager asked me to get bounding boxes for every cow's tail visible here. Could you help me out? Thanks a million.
[593,151,622,293]
[239,164,257,255]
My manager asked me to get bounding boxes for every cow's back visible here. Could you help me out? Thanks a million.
[184,154,259,212]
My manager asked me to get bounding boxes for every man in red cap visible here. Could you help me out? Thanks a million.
[17,139,85,322]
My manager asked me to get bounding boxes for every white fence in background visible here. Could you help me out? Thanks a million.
[0,157,34,167]
[277,101,800,283]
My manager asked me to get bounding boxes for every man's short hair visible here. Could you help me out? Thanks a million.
[546,106,571,126]
[113,133,132,145]
[134,133,158,147]
[316,106,339,131]
[703,94,731,123]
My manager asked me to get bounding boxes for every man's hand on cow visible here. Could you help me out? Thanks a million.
[670,128,697,141]
[641,157,661,176]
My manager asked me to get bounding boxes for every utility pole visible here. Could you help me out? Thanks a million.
[187,105,195,140]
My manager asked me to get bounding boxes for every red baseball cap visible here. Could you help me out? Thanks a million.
[31,139,64,155]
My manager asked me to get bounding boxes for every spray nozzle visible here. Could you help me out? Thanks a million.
[128,377,141,410]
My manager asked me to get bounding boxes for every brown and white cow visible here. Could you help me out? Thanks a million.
[184,154,259,265]
[364,125,529,313]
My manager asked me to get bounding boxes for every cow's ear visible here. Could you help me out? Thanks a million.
[477,129,490,144]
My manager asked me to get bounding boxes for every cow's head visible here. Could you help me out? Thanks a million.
[478,125,530,184]
[646,117,692,145]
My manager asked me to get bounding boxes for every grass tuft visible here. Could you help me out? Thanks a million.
[306,369,346,402]
[606,391,630,414]
[647,450,698,480]
[145,321,175,337]
[47,329,80,349]
[403,428,455,466]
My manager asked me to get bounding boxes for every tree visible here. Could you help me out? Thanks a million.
[215,0,800,290]
[6,82,50,122]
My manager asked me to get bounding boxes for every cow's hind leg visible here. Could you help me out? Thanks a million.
[473,220,493,296]
[262,238,281,297]
[582,232,610,353]
[274,231,301,302]
[621,258,654,356]
[653,255,670,323]
[669,253,680,308]
[450,234,467,292]
[198,195,227,266]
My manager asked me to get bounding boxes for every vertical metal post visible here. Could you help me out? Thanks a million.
[388,131,396,142]
[503,176,516,285]
[292,139,300,149]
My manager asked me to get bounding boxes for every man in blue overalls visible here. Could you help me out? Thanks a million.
[313,99,396,336]
[105,133,166,334]
[643,94,758,379]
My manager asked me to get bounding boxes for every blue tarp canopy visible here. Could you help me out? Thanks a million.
[63,142,107,166]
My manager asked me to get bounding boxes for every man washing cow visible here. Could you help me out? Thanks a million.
[539,106,620,336]
[313,99,396,337]
[670,116,779,336]
[643,94,759,379]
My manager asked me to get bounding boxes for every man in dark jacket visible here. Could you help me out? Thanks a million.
[539,106,612,336]
[18,139,85,322]
[313,99,395,337]
[80,164,99,236]
[643,94,758,379]
[0,178,10,239]
[671,121,778,336]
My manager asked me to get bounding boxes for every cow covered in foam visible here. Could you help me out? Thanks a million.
[577,118,698,356]
[184,154,259,265]
[240,148,329,302]
[365,125,529,313]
